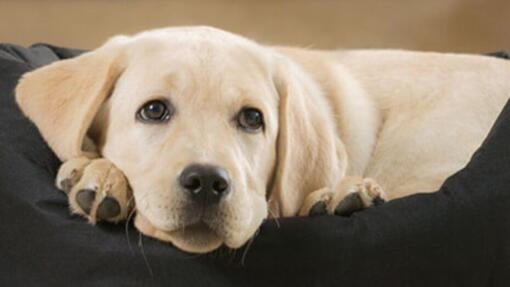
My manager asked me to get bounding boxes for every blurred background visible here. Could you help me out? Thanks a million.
[1,0,509,53]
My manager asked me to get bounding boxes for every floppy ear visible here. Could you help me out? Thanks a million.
[15,37,128,161]
[269,57,348,217]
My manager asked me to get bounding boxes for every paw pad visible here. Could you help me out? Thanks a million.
[309,201,328,216]
[57,157,132,223]
[76,189,96,214]
[334,192,364,216]
[372,196,386,206]
[300,177,388,217]
[97,197,121,219]
[59,179,73,194]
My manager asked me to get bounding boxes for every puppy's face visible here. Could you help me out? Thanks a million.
[94,29,279,252]
[17,27,343,253]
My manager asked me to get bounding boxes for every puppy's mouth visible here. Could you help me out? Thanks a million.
[134,212,223,253]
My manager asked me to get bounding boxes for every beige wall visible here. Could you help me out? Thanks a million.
[1,0,509,53]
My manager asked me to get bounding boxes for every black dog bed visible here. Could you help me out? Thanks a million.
[1,44,509,286]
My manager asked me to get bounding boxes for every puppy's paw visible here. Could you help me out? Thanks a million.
[299,177,386,217]
[331,178,386,216]
[56,157,133,223]
[299,187,334,216]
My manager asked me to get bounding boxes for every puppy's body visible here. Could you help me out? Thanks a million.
[280,47,510,199]
[15,27,510,253]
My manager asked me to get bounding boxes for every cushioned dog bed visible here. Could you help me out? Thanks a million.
[1,44,509,286]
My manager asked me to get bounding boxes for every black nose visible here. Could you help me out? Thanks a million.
[179,164,231,205]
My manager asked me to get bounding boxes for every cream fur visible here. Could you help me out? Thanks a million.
[15,26,510,253]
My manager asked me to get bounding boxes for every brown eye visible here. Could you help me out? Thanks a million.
[137,100,173,123]
[237,107,264,132]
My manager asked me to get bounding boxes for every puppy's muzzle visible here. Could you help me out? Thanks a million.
[179,164,231,206]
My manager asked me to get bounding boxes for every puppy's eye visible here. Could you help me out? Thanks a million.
[137,100,173,123]
[237,107,264,132]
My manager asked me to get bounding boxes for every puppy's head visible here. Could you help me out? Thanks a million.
[16,27,345,253]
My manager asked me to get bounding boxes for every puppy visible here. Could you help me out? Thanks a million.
[15,26,510,253]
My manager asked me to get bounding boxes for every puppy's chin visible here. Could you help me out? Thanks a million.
[134,213,223,253]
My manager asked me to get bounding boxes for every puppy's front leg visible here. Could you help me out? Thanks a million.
[56,157,133,223]
[299,177,387,216]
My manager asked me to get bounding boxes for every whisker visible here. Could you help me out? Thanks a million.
[240,229,259,267]
[124,208,136,253]
[267,208,281,228]
[138,231,154,278]
[124,200,137,254]
[225,246,237,264]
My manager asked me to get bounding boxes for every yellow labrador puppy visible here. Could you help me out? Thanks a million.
[15,26,510,253]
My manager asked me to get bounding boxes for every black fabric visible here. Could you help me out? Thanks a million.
[487,50,510,60]
[1,44,510,287]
